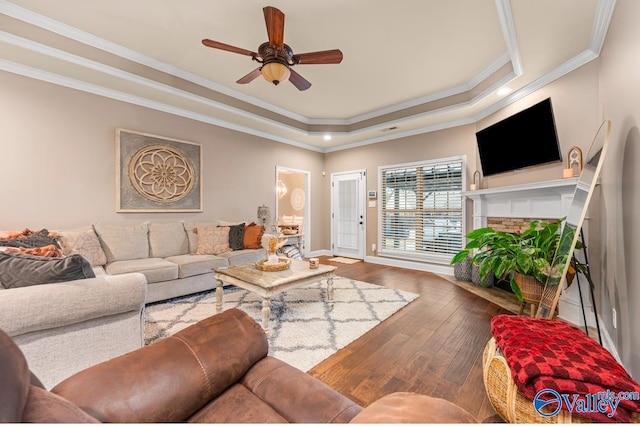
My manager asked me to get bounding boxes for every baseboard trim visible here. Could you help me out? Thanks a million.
[597,315,622,364]
[307,251,455,275]
[364,255,455,275]
[307,249,332,257]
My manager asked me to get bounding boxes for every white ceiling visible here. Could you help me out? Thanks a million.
[0,0,615,152]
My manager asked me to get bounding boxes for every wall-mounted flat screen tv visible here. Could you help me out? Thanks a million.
[476,98,562,177]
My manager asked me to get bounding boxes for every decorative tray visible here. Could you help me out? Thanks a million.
[255,257,291,272]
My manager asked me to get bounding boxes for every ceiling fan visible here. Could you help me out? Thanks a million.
[202,6,343,91]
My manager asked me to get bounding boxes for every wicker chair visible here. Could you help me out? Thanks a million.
[482,337,603,423]
[482,321,640,423]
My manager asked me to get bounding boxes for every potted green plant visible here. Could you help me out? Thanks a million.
[450,219,576,302]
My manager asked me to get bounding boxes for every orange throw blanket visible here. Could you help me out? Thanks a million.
[4,244,63,258]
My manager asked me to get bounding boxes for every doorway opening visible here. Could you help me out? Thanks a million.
[275,166,310,257]
[331,170,366,260]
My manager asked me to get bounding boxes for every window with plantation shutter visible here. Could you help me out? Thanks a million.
[378,156,465,263]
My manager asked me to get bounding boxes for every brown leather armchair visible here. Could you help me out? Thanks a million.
[1,308,477,423]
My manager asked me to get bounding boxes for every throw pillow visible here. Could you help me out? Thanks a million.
[243,223,265,249]
[93,223,150,262]
[0,252,95,289]
[4,244,63,258]
[183,221,216,254]
[148,222,189,258]
[196,226,232,255]
[0,229,58,248]
[55,229,108,267]
[225,223,245,251]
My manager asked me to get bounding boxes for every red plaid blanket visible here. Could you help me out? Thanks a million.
[491,314,640,423]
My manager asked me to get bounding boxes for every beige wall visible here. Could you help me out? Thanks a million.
[477,61,600,189]
[597,0,640,377]
[325,61,600,260]
[0,71,326,250]
[324,125,477,258]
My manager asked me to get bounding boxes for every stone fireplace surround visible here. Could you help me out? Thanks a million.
[462,178,597,329]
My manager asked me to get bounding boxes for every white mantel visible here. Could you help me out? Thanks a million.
[463,177,597,329]
[463,178,579,230]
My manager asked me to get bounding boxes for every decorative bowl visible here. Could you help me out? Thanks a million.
[255,257,291,272]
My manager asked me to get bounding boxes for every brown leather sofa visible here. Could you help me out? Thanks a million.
[0,308,478,423]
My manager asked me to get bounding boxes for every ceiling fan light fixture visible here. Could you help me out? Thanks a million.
[261,61,290,85]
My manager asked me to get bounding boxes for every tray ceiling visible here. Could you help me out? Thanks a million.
[0,0,615,151]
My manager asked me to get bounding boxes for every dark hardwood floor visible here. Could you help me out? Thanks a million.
[307,256,510,422]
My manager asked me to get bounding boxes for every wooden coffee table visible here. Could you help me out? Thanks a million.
[214,259,337,334]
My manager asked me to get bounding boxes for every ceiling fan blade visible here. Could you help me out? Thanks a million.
[236,67,262,84]
[288,68,311,91]
[263,6,285,48]
[202,39,256,57]
[293,49,343,65]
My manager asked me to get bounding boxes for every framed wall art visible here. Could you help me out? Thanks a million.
[116,128,202,212]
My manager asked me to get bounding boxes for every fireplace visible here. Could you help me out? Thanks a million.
[463,178,578,230]
[463,178,597,328]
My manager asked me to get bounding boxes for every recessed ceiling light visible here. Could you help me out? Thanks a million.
[323,134,332,141]
[497,87,512,96]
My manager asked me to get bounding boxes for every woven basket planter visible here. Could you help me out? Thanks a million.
[513,272,544,303]
[482,337,608,423]
[453,256,472,282]
[471,263,494,287]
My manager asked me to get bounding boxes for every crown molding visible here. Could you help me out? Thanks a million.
[1,0,519,128]
[0,0,615,152]
[590,0,617,53]
[494,0,522,75]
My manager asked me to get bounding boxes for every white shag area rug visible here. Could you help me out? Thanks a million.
[145,276,418,372]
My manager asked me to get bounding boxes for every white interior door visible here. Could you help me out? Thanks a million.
[331,171,366,259]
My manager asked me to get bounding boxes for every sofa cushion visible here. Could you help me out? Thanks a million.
[184,221,216,254]
[226,223,245,251]
[92,266,107,276]
[22,386,101,423]
[196,227,232,255]
[349,392,477,423]
[188,383,288,423]
[54,228,108,267]
[165,254,228,278]
[243,223,264,249]
[93,223,149,262]
[105,258,178,284]
[149,222,189,258]
[218,249,265,266]
[0,252,95,289]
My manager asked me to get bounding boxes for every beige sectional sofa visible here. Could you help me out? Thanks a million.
[90,221,265,303]
[0,273,147,389]
[0,220,265,388]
